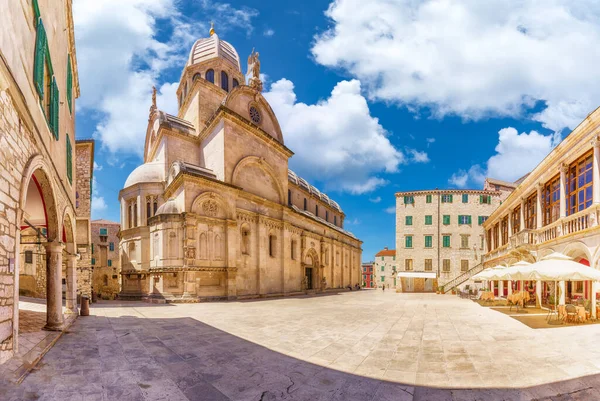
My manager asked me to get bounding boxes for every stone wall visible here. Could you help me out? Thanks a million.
[75,142,93,298]
[90,221,121,299]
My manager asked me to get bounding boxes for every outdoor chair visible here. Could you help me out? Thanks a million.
[565,304,582,324]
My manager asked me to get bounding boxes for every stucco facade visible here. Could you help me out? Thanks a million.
[118,28,362,302]
[483,106,600,301]
[395,190,507,292]
[373,248,397,289]
[0,0,82,363]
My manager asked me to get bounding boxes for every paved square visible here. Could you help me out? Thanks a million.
[3,291,600,400]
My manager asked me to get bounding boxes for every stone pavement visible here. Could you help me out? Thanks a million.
[2,291,600,400]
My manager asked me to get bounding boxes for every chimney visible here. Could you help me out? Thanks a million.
[384,247,388,250]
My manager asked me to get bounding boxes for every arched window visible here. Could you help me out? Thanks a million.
[133,202,137,227]
[153,200,158,215]
[146,200,151,221]
[214,235,222,259]
[303,198,307,211]
[221,71,229,92]
[288,190,292,206]
[206,69,214,83]
[334,215,337,226]
[315,205,319,217]
[193,73,201,81]
[291,239,297,260]
[184,82,188,98]
[232,78,239,88]
[241,226,250,255]
[326,211,329,222]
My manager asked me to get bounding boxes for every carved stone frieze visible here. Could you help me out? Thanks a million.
[237,211,258,224]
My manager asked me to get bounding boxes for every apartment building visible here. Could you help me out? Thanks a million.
[361,261,375,288]
[373,247,397,289]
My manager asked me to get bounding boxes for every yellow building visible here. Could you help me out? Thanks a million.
[483,107,600,303]
[118,28,362,301]
[0,0,83,363]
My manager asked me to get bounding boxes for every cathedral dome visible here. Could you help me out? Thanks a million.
[187,31,241,72]
[124,162,165,188]
[155,198,180,215]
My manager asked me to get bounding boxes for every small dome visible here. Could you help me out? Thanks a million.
[155,198,180,215]
[124,162,165,188]
[187,33,241,72]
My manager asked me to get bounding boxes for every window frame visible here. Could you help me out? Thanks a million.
[567,151,593,216]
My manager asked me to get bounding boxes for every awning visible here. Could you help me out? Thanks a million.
[395,271,436,279]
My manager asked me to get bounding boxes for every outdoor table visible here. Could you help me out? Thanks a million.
[480,291,494,301]
[576,306,587,322]
[557,305,587,323]
[508,291,530,309]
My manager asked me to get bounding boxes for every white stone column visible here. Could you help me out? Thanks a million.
[508,280,513,295]
[65,255,78,314]
[559,280,566,305]
[536,280,542,308]
[498,280,504,298]
[593,138,600,205]
[507,211,513,237]
[489,280,494,296]
[592,281,597,318]
[560,164,567,218]
[536,183,543,229]
[44,240,64,331]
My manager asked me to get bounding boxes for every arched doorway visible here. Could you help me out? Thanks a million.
[303,251,319,291]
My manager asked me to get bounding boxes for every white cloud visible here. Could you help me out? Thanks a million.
[312,0,600,132]
[93,162,102,171]
[384,206,395,214]
[407,148,429,163]
[264,28,275,37]
[74,0,258,156]
[449,127,557,188]
[369,196,382,203]
[264,79,404,194]
[426,138,435,147]
[92,196,107,212]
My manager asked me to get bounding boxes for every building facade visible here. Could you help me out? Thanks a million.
[0,0,81,363]
[361,261,374,288]
[373,248,397,289]
[75,140,93,299]
[483,107,600,301]
[118,27,362,301]
[395,189,507,292]
[90,220,120,299]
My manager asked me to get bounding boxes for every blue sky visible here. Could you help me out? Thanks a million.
[73,0,600,261]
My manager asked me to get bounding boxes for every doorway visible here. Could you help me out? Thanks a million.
[305,268,313,290]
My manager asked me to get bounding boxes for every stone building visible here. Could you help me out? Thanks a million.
[90,219,120,299]
[395,189,510,292]
[483,106,600,302]
[0,0,81,363]
[75,140,94,298]
[118,27,362,301]
[373,248,397,289]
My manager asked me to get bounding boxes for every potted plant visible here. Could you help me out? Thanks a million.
[451,287,457,295]
[436,286,443,294]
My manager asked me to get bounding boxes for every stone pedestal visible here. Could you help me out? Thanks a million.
[66,255,78,315]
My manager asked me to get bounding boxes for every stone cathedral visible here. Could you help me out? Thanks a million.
[118,26,363,301]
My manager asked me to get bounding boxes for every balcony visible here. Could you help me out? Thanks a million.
[484,204,600,262]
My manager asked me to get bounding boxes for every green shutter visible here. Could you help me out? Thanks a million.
[66,55,73,113]
[488,195,492,204]
[426,194,432,203]
[109,242,114,251]
[449,194,453,203]
[458,215,461,224]
[425,236,432,248]
[462,194,468,203]
[425,215,432,225]
[443,236,450,247]
[108,259,112,267]
[467,215,472,224]
[443,215,450,225]
[405,236,412,248]
[91,258,95,265]
[33,19,46,97]
[32,0,41,25]
[66,134,72,184]
[51,77,59,139]
[405,216,412,225]
[100,228,108,235]
[479,195,483,203]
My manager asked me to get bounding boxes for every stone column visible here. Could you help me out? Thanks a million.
[559,280,566,305]
[508,280,512,295]
[65,255,78,314]
[489,280,494,296]
[498,280,504,298]
[536,280,542,308]
[507,210,513,238]
[44,240,64,331]
[560,164,567,218]
[520,198,526,230]
[225,220,237,300]
[593,138,600,205]
[536,183,543,229]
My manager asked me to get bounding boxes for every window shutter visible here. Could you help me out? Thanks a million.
[479,195,483,203]
[467,215,472,224]
[66,55,72,113]
[488,195,492,204]
[91,258,95,265]
[457,215,461,224]
[66,134,72,184]
[108,260,112,267]
[449,194,453,203]
[33,20,46,97]
[51,78,59,139]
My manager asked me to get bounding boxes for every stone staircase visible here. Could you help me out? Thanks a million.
[441,262,485,293]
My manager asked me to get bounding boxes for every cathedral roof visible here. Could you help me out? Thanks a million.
[124,162,165,188]
[155,198,181,215]
[186,32,241,72]
[290,205,356,239]
[288,170,342,212]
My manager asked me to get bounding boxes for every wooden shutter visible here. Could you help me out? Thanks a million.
[51,77,59,139]
[66,134,72,184]
[33,20,46,97]
[67,55,72,113]
[467,215,472,224]
[449,194,453,203]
